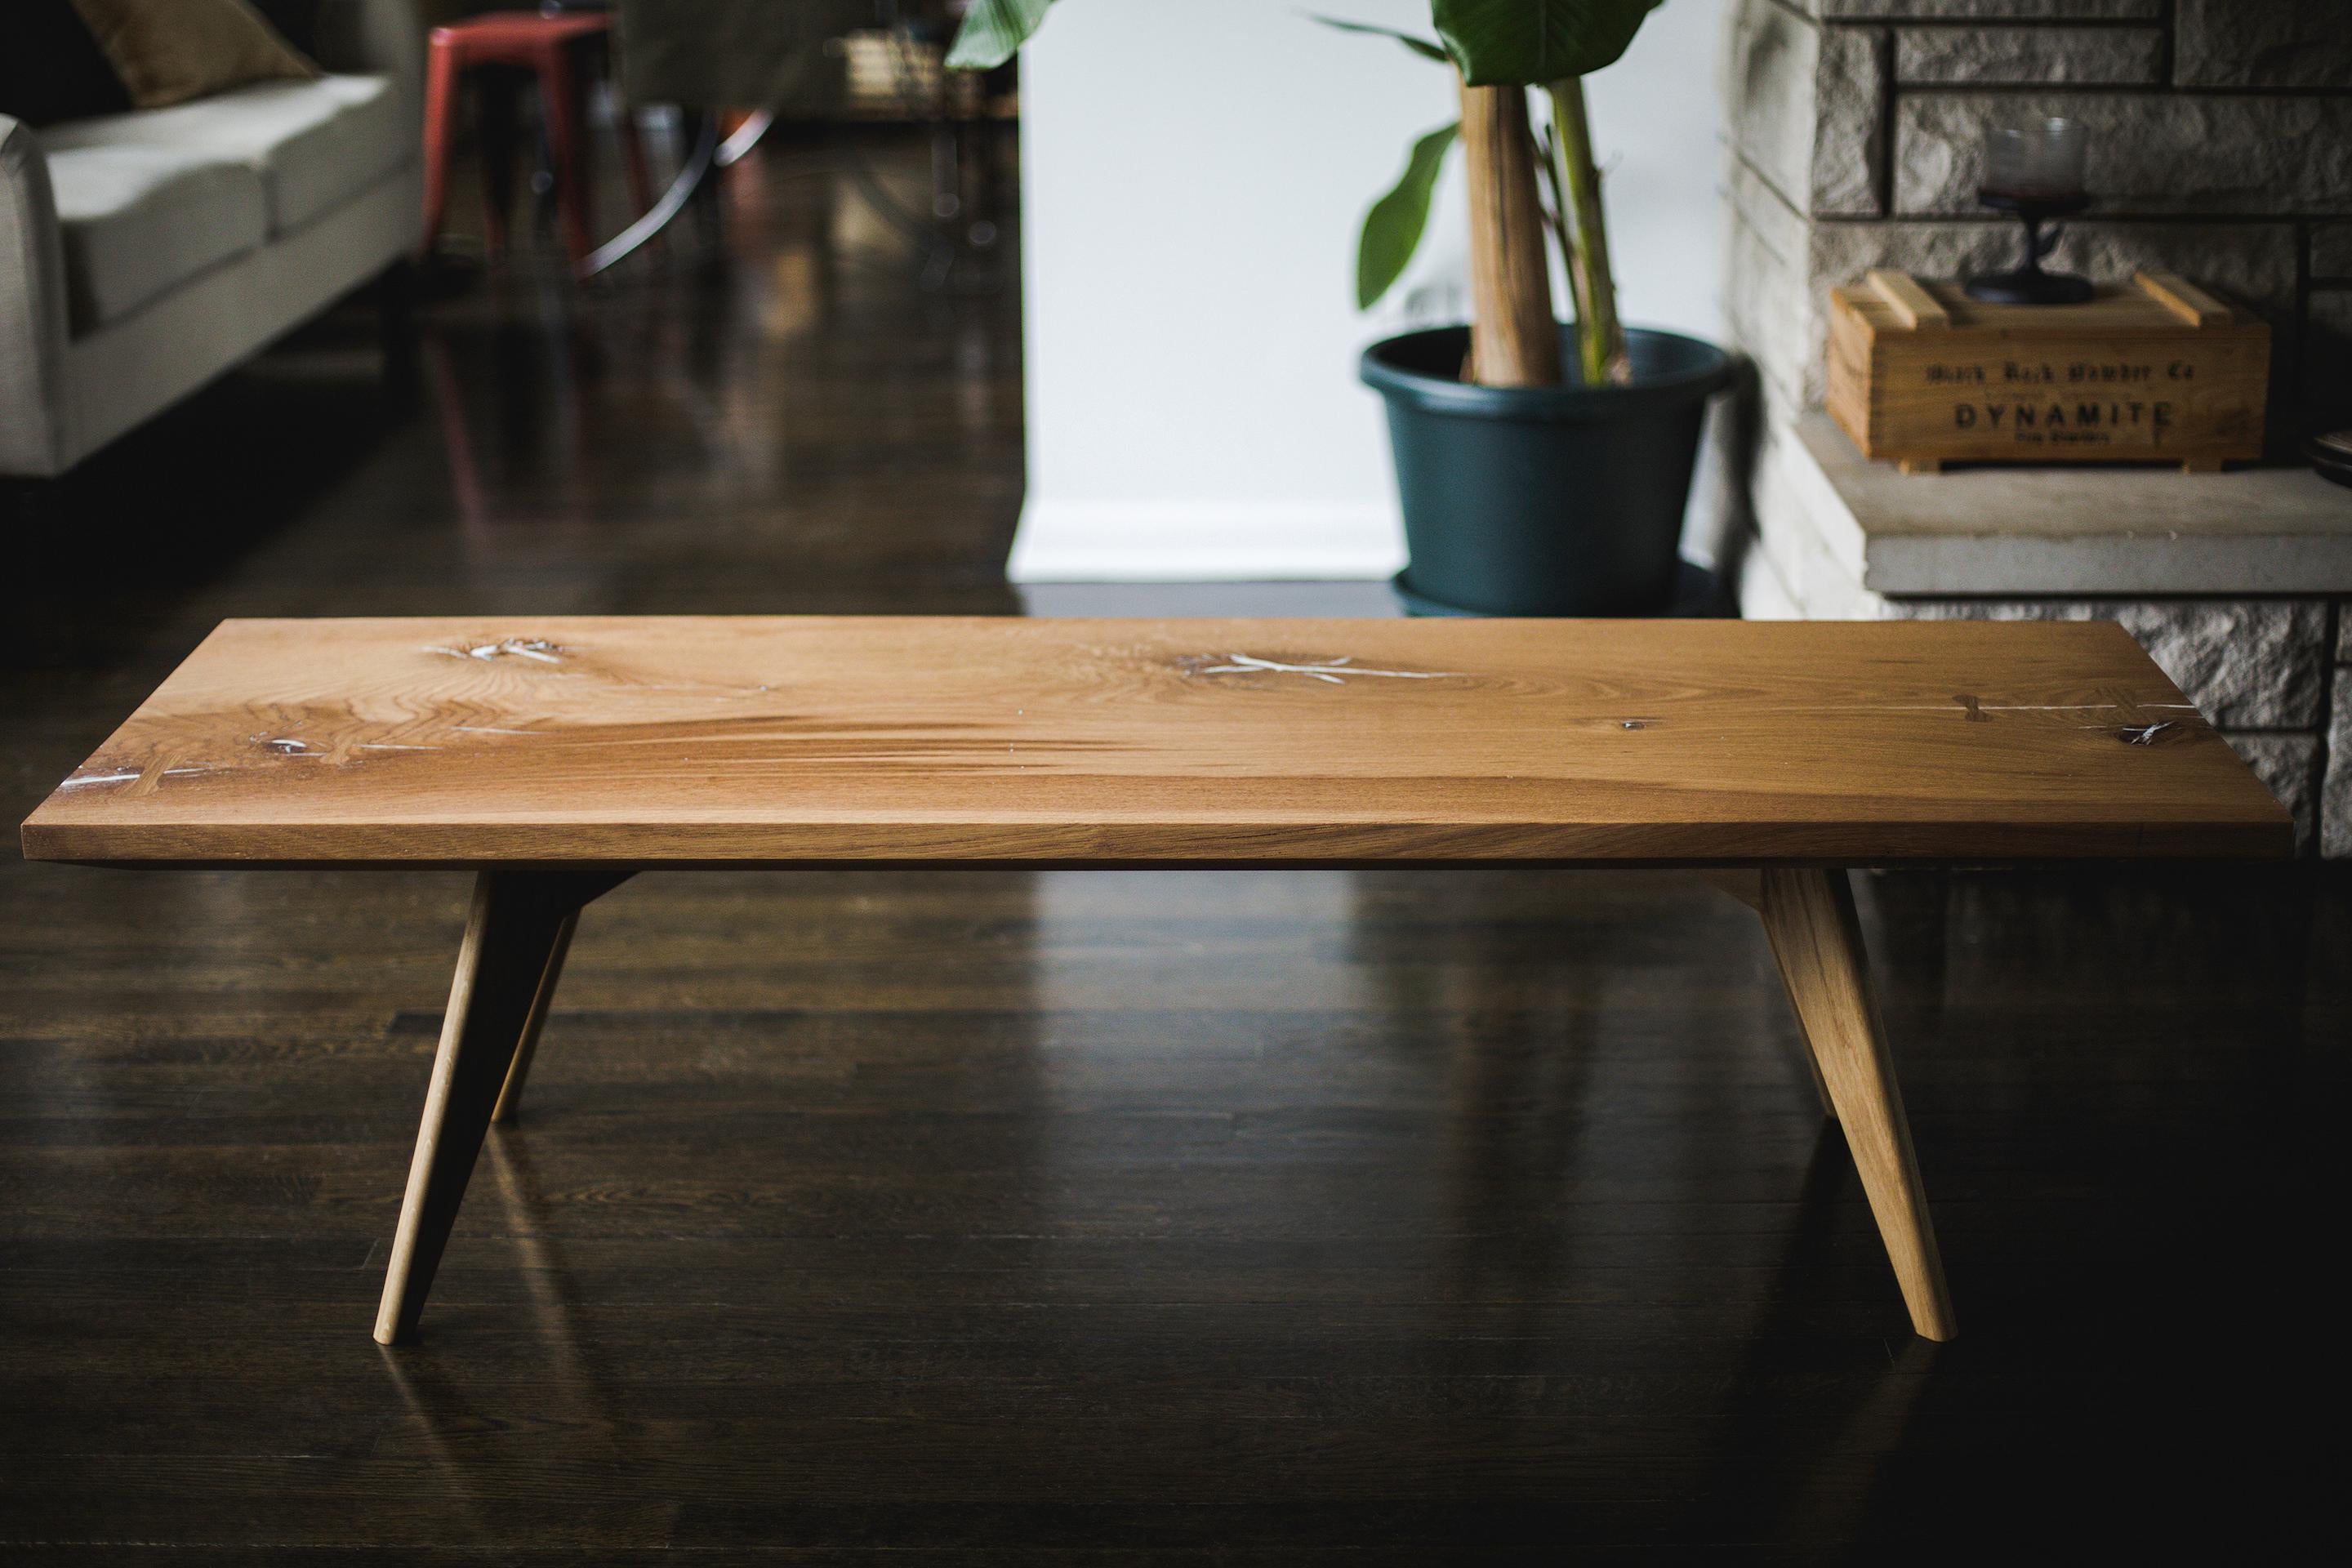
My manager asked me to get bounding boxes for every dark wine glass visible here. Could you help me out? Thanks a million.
[1966,118,2094,305]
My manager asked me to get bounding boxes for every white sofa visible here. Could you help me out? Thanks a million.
[0,0,422,479]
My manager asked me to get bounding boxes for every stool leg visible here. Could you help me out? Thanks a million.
[375,871,630,1344]
[477,70,521,261]
[419,35,461,259]
[535,42,594,268]
[1757,868,1958,1342]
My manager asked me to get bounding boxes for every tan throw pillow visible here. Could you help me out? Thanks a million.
[70,0,318,110]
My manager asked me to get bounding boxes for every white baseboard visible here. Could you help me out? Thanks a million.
[1009,498,1408,582]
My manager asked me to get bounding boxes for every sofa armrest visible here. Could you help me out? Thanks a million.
[314,0,425,101]
[0,114,72,478]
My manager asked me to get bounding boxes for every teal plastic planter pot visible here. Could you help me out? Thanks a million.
[1361,325,1734,617]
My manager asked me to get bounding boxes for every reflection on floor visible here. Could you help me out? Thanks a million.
[1,129,2345,1558]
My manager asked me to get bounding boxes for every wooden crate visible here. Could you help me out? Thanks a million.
[1826,270,2270,474]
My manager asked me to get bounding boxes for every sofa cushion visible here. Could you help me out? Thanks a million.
[40,143,267,331]
[69,0,318,111]
[39,74,408,238]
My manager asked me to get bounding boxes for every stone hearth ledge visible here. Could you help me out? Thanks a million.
[1779,415,2352,598]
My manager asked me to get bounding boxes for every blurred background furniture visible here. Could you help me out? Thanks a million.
[615,0,865,118]
[592,0,1000,283]
[420,7,650,269]
[0,0,423,480]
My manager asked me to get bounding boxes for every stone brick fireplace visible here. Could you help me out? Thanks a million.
[1723,0,2352,853]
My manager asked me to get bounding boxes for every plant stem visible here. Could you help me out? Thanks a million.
[1458,77,1562,388]
[1534,124,1582,336]
[1548,77,1627,385]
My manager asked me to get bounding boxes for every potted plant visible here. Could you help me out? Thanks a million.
[949,0,1731,615]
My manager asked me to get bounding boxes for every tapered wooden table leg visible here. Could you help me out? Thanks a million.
[375,870,626,1345]
[1756,867,1958,1342]
[1700,870,1838,1120]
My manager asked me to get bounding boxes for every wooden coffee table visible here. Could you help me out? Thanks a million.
[20,617,2290,1346]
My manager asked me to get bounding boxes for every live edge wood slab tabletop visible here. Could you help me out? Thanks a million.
[20,617,2292,1349]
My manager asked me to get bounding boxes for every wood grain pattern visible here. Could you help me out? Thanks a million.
[19,617,2288,866]
[2136,269,2230,327]
[1699,870,1838,1119]
[1827,270,2270,473]
[5,121,2338,1554]
[375,873,574,1344]
[375,870,626,1344]
[1757,868,1957,1340]
[1865,268,1949,332]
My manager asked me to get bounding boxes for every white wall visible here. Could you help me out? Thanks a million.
[1012,0,1730,582]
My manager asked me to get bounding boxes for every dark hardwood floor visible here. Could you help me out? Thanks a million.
[2,130,2345,1561]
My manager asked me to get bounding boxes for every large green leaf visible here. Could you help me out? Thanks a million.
[1358,122,1459,310]
[1432,0,1664,85]
[946,0,1056,70]
[1310,15,1451,64]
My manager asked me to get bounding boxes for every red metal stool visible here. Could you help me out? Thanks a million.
[421,11,653,271]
